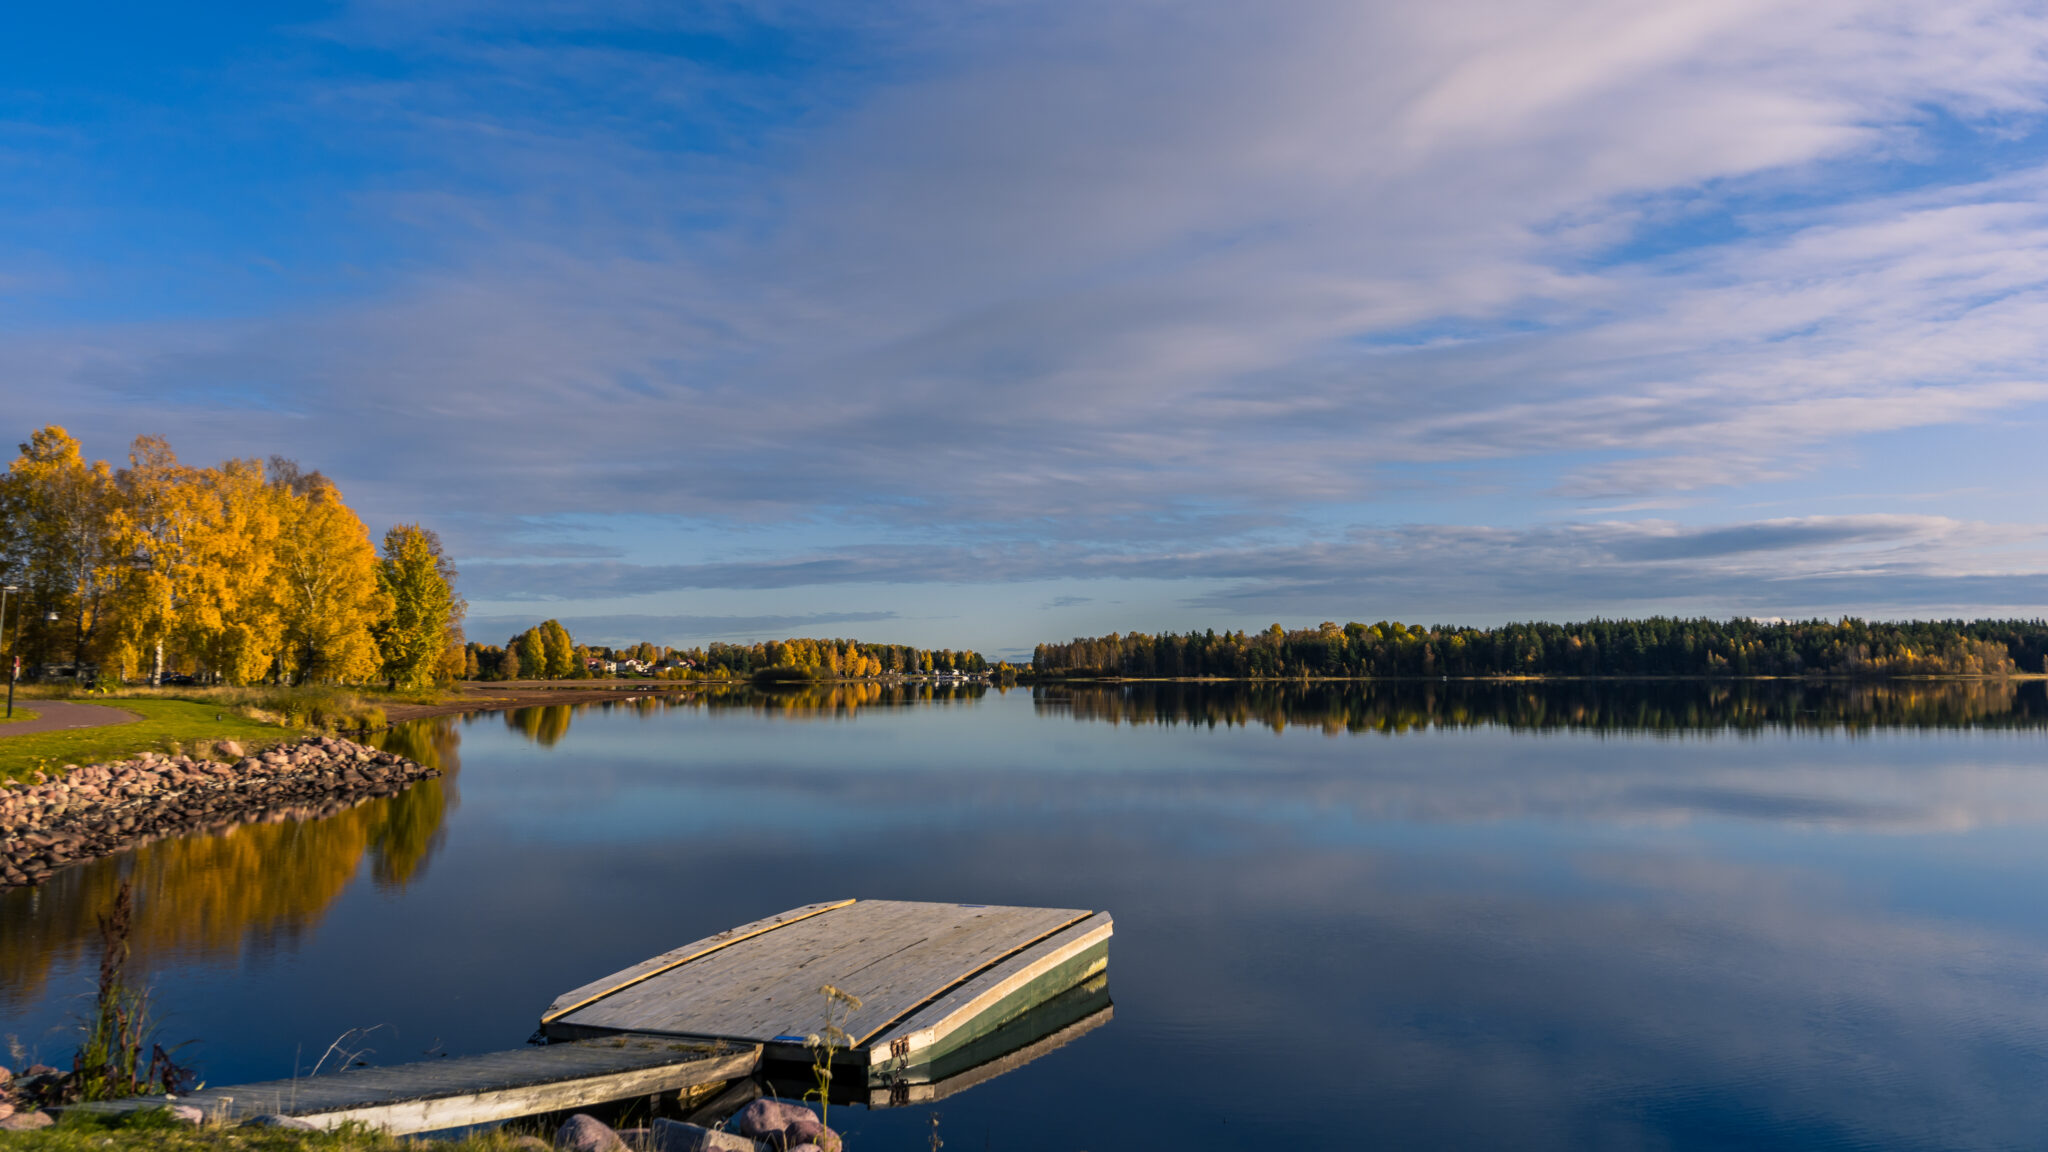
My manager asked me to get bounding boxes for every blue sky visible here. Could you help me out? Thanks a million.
[9,1,2048,658]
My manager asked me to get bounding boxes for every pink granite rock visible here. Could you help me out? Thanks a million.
[556,1113,629,1152]
[735,1099,819,1140]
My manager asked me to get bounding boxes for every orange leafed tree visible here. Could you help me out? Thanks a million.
[0,426,453,686]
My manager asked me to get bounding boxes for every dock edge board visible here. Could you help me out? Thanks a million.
[867,997,1114,1107]
[862,911,1113,1067]
[67,1039,761,1137]
[541,899,856,1024]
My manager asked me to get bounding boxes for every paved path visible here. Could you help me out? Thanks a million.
[0,700,142,737]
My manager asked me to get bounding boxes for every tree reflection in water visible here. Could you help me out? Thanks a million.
[1035,677,2048,734]
[0,716,461,1010]
[494,682,996,742]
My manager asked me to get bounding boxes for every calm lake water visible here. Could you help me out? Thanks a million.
[7,680,2048,1150]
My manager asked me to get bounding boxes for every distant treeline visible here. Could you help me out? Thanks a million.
[464,624,990,681]
[1036,678,2048,734]
[1031,618,2048,679]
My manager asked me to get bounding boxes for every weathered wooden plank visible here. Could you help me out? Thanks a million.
[867,912,1113,1062]
[559,900,955,1038]
[557,902,934,1036]
[852,910,1100,1049]
[560,901,1090,1046]
[837,907,1090,1044]
[543,899,855,1023]
[682,1076,763,1128]
[70,1038,760,1135]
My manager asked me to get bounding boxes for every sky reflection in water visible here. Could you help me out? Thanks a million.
[5,681,2048,1150]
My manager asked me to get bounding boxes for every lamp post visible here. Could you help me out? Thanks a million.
[0,584,17,719]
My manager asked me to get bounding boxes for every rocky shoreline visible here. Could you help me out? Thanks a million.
[0,736,438,889]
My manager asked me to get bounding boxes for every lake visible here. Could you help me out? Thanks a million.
[7,679,2048,1150]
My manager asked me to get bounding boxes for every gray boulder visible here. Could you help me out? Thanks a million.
[556,1112,629,1152]
[735,1099,819,1139]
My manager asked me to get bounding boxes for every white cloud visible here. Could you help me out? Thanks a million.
[7,0,2048,621]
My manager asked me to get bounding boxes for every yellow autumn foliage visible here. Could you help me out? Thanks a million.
[0,426,451,685]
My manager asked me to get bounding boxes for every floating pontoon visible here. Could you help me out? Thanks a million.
[541,898,1113,1085]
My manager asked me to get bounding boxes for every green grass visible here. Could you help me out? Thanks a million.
[0,1109,547,1149]
[53,685,433,731]
[0,708,41,725]
[0,699,298,784]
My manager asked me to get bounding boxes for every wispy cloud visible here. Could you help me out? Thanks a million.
[460,514,2048,624]
[7,0,2048,638]
[465,610,900,647]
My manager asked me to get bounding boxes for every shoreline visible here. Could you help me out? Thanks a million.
[1015,672,2048,684]
[0,736,437,890]
[373,671,2048,727]
[379,680,703,723]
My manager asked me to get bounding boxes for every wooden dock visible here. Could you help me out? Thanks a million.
[543,898,1113,1084]
[69,898,1111,1133]
[70,1036,756,1134]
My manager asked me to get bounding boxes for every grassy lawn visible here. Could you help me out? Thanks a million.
[0,708,41,725]
[0,699,299,784]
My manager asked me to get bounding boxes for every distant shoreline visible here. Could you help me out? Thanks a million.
[1019,672,2048,684]
[368,671,2048,731]
[380,680,701,723]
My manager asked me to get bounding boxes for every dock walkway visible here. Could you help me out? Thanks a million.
[71,898,1112,1133]
[72,1036,756,1134]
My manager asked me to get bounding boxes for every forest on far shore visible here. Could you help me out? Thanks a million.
[1031,618,2048,680]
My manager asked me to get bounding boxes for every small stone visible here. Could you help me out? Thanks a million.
[781,1114,824,1146]
[649,1118,760,1152]
[734,1099,819,1141]
[241,1113,317,1130]
[556,1113,629,1152]
[0,1111,53,1131]
[218,741,243,759]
